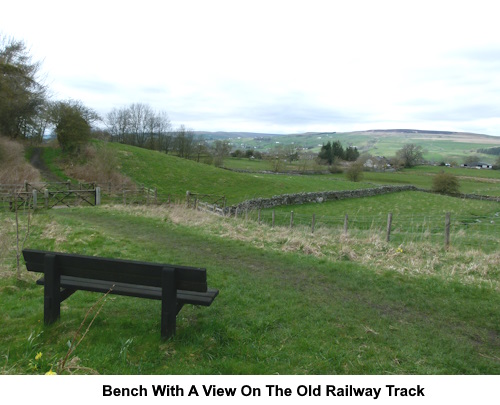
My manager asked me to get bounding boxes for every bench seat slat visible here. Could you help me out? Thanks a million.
[36,276,219,306]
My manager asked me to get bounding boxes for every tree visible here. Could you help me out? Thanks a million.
[55,107,90,153]
[155,110,172,153]
[318,141,333,164]
[494,155,500,170]
[212,140,231,167]
[49,100,99,153]
[331,140,345,161]
[396,143,424,168]
[432,171,460,194]
[0,35,47,139]
[106,107,130,143]
[345,162,364,182]
[174,125,194,158]
[464,155,482,165]
[269,144,287,172]
[106,104,172,151]
[345,146,359,162]
[318,140,345,164]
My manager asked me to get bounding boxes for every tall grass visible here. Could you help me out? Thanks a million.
[0,138,40,184]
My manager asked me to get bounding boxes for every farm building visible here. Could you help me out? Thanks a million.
[461,162,493,169]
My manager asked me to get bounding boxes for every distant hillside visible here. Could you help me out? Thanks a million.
[201,129,500,164]
[193,131,287,140]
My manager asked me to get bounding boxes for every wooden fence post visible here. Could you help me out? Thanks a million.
[32,190,37,210]
[258,209,261,225]
[386,212,393,242]
[272,209,275,227]
[290,211,294,228]
[445,212,451,249]
[95,187,101,206]
[344,214,348,235]
[44,189,49,209]
[311,213,315,233]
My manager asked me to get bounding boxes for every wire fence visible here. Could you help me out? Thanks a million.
[237,208,500,253]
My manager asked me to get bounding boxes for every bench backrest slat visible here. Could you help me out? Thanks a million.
[23,249,208,292]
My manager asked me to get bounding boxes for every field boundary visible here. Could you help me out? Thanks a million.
[222,185,418,215]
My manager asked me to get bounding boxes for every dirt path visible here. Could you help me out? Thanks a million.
[30,147,64,182]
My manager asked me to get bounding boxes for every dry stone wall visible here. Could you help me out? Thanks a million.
[223,185,418,215]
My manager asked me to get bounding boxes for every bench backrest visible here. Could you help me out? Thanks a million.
[23,249,208,292]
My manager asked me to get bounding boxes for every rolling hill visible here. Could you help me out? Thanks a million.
[199,129,500,164]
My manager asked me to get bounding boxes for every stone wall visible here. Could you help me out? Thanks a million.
[223,185,418,215]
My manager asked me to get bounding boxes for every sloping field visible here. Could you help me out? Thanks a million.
[107,143,372,205]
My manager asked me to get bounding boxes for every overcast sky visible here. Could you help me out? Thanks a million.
[2,0,500,135]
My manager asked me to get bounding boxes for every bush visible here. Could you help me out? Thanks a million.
[345,162,363,182]
[432,171,460,194]
[65,144,134,186]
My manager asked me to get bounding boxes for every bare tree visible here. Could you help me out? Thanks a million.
[396,143,424,168]
[106,107,130,143]
[128,103,155,147]
[212,140,230,167]
[174,125,195,158]
[156,110,173,153]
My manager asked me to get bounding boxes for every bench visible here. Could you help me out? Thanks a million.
[22,248,219,339]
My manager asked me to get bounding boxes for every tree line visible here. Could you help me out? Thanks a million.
[1,34,221,161]
[318,140,359,164]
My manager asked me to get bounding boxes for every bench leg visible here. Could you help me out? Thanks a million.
[161,267,177,339]
[43,254,60,324]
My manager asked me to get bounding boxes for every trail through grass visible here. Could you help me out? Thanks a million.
[2,206,498,374]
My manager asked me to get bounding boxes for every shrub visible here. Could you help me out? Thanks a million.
[432,171,460,194]
[65,144,134,186]
[345,162,363,182]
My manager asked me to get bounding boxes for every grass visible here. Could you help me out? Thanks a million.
[34,142,500,203]
[1,205,499,374]
[363,167,500,196]
[1,139,499,375]
[255,191,500,253]
[105,142,372,205]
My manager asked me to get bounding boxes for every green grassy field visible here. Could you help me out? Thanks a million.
[238,130,500,164]
[38,142,500,200]
[254,191,500,253]
[1,205,499,374]
[1,140,499,375]
[104,143,375,205]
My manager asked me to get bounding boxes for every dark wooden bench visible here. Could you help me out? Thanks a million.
[22,249,219,339]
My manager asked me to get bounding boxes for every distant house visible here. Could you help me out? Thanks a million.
[363,156,391,171]
[461,162,493,169]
